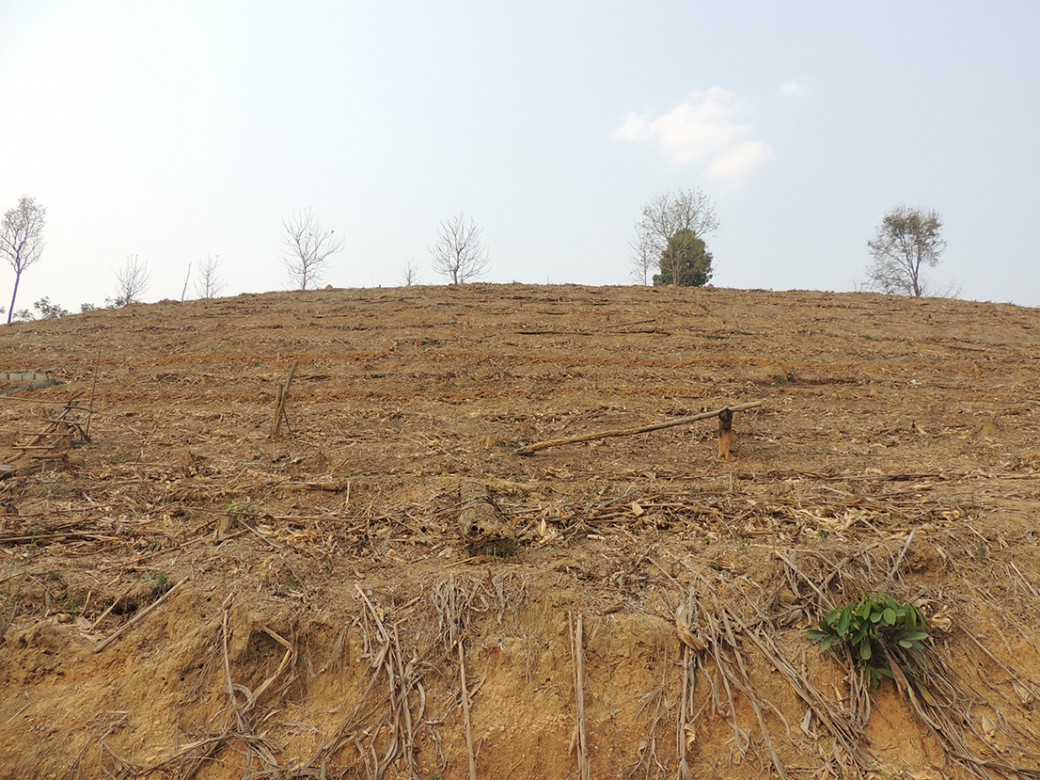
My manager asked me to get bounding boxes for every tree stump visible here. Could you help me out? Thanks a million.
[458,479,517,556]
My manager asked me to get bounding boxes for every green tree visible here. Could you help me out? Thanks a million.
[633,188,718,286]
[1,197,47,324]
[865,206,946,297]
[652,229,713,287]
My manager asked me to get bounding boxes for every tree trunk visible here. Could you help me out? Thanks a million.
[7,270,20,324]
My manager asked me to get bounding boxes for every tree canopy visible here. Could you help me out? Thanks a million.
[653,229,713,287]
[1,196,47,323]
[865,206,946,297]
[632,188,718,286]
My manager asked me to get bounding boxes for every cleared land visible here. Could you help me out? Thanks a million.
[1,283,1039,779]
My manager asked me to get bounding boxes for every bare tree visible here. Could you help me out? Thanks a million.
[865,206,947,297]
[399,258,422,287]
[629,231,656,285]
[429,213,490,284]
[195,253,225,298]
[112,255,150,306]
[634,188,719,287]
[282,209,344,290]
[1,196,47,324]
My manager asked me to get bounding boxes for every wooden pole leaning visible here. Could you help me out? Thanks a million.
[514,399,764,456]
[270,360,300,439]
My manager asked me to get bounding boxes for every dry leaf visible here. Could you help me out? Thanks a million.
[684,723,697,750]
[979,713,996,740]
[799,708,816,737]
[1012,681,1035,705]
[676,625,707,652]
[928,611,953,632]
[631,502,644,517]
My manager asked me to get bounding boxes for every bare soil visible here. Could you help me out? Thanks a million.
[1,283,1039,779]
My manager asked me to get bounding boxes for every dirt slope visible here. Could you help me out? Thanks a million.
[1,284,1039,779]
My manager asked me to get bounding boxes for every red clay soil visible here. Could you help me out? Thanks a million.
[1,283,1039,779]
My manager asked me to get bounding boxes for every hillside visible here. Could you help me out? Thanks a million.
[1,284,1039,779]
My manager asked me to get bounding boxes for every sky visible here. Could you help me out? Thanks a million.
[1,1,1038,312]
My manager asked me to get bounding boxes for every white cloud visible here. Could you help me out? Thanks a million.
[779,78,810,98]
[613,88,774,187]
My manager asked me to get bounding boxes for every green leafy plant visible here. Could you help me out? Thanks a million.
[807,592,930,689]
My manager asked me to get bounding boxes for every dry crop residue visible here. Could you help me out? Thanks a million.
[1,284,1039,779]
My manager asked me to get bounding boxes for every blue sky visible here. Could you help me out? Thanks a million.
[1,1,1037,311]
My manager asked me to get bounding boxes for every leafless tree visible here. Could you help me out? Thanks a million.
[399,258,422,287]
[282,209,344,290]
[195,253,225,298]
[865,206,947,297]
[113,255,150,306]
[629,231,656,285]
[634,188,719,287]
[429,213,490,284]
[1,196,47,324]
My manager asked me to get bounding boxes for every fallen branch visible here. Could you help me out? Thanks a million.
[515,400,764,455]
[93,576,190,653]
[515,327,670,336]
[280,479,350,493]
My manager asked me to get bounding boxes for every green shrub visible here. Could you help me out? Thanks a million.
[807,592,930,689]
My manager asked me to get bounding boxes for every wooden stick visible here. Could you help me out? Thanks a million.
[571,612,591,780]
[86,344,102,439]
[269,360,299,438]
[93,575,189,653]
[458,637,478,780]
[515,399,764,455]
